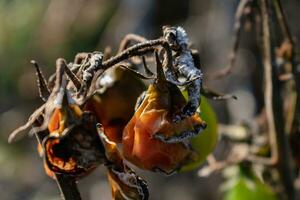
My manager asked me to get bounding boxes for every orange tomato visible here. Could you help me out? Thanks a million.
[122,82,206,173]
[85,66,146,143]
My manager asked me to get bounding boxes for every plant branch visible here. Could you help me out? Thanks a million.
[260,0,279,166]
[272,0,294,44]
[260,1,295,199]
[209,0,250,79]
[273,0,300,131]
[101,39,165,69]
[55,174,81,200]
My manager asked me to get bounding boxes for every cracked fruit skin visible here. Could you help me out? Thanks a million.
[44,106,82,178]
[122,82,206,173]
[44,105,105,178]
[180,96,218,172]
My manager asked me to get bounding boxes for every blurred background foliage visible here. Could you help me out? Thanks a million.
[0,0,300,199]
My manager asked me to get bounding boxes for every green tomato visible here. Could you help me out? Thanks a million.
[180,96,218,172]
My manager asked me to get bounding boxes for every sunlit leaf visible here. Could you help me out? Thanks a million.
[224,166,277,200]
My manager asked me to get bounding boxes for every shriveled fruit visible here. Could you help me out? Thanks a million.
[122,53,206,174]
[43,103,105,178]
[85,66,146,143]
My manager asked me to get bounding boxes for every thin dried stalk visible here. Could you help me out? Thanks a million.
[209,0,250,79]
[273,0,300,131]
[260,0,278,166]
[31,60,50,101]
[102,39,166,69]
[55,174,81,200]
[260,1,295,199]
[272,0,294,43]
[118,33,147,53]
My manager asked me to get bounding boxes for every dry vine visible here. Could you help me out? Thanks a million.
[8,1,300,199]
[201,0,299,199]
[9,25,235,200]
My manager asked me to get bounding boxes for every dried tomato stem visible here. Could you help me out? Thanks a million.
[118,33,148,53]
[260,1,295,198]
[31,60,50,101]
[209,0,251,79]
[102,39,168,69]
[55,174,82,200]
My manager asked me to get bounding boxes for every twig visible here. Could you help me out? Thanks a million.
[272,0,294,44]
[55,174,81,200]
[209,0,250,79]
[118,33,147,53]
[259,0,279,166]
[273,0,300,131]
[260,0,295,199]
[31,60,50,102]
[87,39,173,95]
[101,39,166,69]
[88,38,175,91]
[198,156,233,177]
[199,144,250,177]
[63,61,82,91]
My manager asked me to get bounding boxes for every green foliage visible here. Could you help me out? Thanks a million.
[0,0,44,93]
[224,166,277,200]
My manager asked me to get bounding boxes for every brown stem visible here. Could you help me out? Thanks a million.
[31,60,50,101]
[55,174,81,200]
[62,61,82,91]
[272,0,294,44]
[89,38,175,84]
[261,0,295,199]
[261,0,279,166]
[209,0,250,79]
[87,39,174,101]
[102,39,166,69]
[273,0,300,131]
[118,33,147,53]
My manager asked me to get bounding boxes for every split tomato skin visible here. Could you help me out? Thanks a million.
[43,105,105,179]
[85,66,146,143]
[122,82,206,173]
[44,107,77,178]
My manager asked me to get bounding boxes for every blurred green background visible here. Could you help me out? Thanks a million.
[0,0,299,199]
